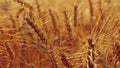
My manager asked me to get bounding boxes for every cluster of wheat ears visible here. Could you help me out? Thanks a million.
[0,0,120,68]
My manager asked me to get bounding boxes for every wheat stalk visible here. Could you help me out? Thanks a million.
[63,11,72,37]
[74,5,78,27]
[49,9,59,35]
[24,17,47,45]
[87,38,95,68]
[59,53,72,68]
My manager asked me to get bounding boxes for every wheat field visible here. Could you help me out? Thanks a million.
[0,0,120,68]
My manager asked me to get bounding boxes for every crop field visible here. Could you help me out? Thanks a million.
[0,0,120,68]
